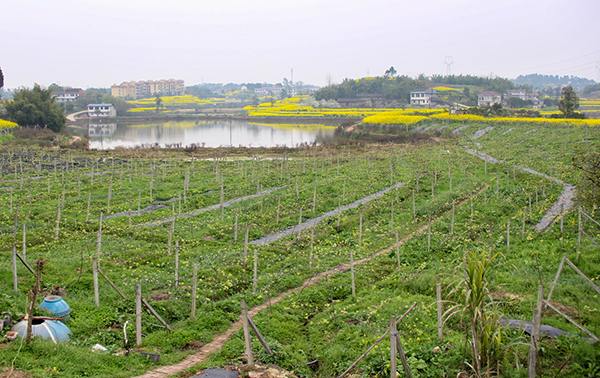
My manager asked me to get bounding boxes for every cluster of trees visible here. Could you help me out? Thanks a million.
[313,73,521,106]
[582,83,600,95]
[514,73,595,91]
[3,84,66,132]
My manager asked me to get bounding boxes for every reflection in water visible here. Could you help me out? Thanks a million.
[74,120,336,149]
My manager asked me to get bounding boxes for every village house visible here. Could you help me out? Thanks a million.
[410,88,437,106]
[87,103,117,117]
[52,88,84,102]
[503,89,544,108]
[477,91,502,107]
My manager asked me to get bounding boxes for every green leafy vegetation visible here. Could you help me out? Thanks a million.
[0,120,598,377]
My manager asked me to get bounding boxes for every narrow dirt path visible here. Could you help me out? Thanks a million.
[132,184,488,378]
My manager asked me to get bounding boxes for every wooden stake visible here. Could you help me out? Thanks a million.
[390,316,397,378]
[243,227,249,266]
[234,208,239,242]
[97,267,128,300]
[310,227,314,267]
[359,211,363,248]
[22,224,26,259]
[427,216,431,253]
[548,253,566,302]
[175,240,179,289]
[93,257,100,307]
[451,202,455,234]
[507,220,510,254]
[527,285,543,378]
[54,200,60,240]
[12,245,17,294]
[395,335,412,378]
[313,183,317,213]
[253,247,258,294]
[247,316,272,354]
[241,299,254,367]
[436,276,443,342]
[390,201,394,231]
[191,263,198,319]
[136,284,142,346]
[412,190,416,220]
[97,211,103,259]
[350,249,356,299]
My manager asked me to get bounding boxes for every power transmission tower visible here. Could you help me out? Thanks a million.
[444,56,454,76]
[596,61,600,82]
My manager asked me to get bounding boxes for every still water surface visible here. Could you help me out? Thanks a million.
[69,120,336,149]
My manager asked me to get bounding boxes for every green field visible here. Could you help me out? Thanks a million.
[0,121,599,377]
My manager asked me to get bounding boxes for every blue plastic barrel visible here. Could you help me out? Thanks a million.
[12,319,72,343]
[39,295,71,322]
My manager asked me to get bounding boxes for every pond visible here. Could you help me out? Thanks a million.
[68,120,337,149]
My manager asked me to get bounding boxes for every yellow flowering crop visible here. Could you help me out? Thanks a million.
[433,86,459,92]
[0,119,18,129]
[363,113,427,124]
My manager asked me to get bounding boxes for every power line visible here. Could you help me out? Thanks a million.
[518,50,600,71]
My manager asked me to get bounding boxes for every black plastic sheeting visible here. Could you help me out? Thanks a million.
[500,318,570,338]
[193,368,239,378]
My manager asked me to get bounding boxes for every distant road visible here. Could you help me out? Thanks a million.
[66,110,87,122]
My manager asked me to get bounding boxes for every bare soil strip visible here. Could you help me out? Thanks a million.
[136,187,282,228]
[132,185,487,378]
[251,182,407,246]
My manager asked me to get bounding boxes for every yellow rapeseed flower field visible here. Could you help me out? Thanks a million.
[0,119,18,129]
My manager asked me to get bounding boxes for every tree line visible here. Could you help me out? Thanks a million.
[313,73,520,105]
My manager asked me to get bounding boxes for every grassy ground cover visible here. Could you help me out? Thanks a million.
[0,121,598,377]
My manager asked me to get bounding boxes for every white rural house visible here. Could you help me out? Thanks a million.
[87,104,117,117]
[52,88,84,103]
[477,91,502,107]
[410,88,437,106]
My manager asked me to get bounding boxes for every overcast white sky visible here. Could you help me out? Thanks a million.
[2,0,599,89]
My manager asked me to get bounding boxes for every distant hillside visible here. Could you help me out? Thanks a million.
[513,74,595,91]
